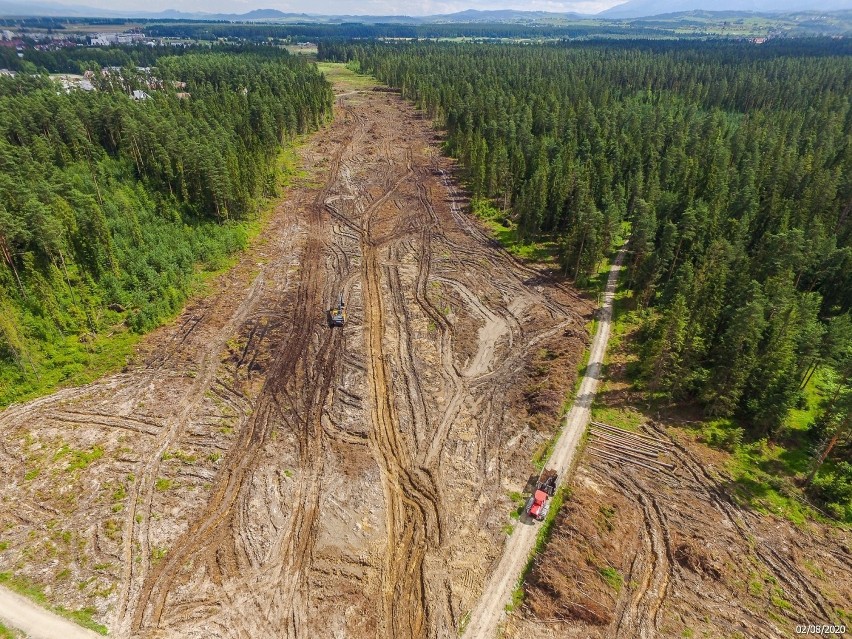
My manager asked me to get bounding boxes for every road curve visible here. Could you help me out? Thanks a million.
[462,246,626,639]
[0,584,102,639]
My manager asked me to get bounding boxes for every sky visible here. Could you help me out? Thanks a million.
[41,0,629,16]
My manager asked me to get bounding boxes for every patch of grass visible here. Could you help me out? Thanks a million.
[53,444,104,472]
[470,198,557,263]
[502,523,515,535]
[23,468,39,480]
[104,519,120,541]
[150,546,168,563]
[154,477,173,491]
[803,559,826,579]
[599,566,623,593]
[207,452,221,463]
[508,492,527,519]
[695,418,744,452]
[598,505,616,532]
[58,606,107,635]
[505,578,526,612]
[112,483,126,502]
[0,621,22,639]
[770,587,793,611]
[162,449,197,464]
[0,572,107,635]
[785,368,828,433]
[590,405,645,431]
[748,575,763,596]
[315,61,377,91]
[531,434,558,470]
[727,439,813,525]
[457,610,471,635]
[0,541,7,551]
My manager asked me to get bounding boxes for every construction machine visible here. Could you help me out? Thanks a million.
[525,469,557,521]
[328,293,346,328]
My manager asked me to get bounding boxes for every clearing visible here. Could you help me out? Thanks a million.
[0,64,591,638]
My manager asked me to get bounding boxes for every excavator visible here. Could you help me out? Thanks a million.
[328,293,346,328]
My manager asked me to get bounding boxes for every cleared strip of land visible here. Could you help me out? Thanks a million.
[0,65,590,639]
[463,248,625,639]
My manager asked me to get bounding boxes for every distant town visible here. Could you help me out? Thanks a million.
[1,26,204,54]
[0,26,316,90]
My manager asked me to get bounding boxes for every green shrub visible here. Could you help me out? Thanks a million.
[808,462,852,523]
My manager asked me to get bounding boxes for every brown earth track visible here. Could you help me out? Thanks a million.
[0,78,590,639]
[129,104,361,637]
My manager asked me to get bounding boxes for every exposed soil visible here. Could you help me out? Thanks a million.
[462,248,625,639]
[509,427,851,637]
[0,70,591,638]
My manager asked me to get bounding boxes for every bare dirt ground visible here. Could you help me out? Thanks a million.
[507,380,851,636]
[0,67,591,638]
[462,249,625,639]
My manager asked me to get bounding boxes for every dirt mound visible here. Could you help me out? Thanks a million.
[673,538,722,580]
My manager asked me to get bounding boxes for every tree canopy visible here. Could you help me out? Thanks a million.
[320,40,852,507]
[0,49,332,404]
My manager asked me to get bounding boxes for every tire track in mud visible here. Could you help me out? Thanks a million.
[643,423,837,624]
[127,111,359,637]
[410,173,468,470]
[358,150,443,639]
[383,246,432,453]
[115,270,268,636]
[607,470,672,639]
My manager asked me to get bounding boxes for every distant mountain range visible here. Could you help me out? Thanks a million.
[0,0,851,21]
[602,0,852,18]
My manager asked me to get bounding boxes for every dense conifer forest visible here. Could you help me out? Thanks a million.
[322,39,851,518]
[0,50,333,404]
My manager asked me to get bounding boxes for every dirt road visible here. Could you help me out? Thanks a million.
[0,584,100,639]
[463,248,625,639]
[0,67,590,638]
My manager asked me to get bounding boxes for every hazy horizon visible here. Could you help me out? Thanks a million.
[2,0,630,16]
